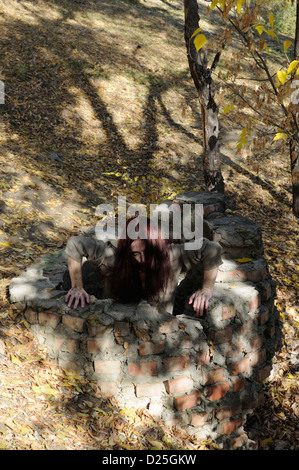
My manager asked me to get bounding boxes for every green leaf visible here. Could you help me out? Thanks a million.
[194,34,207,52]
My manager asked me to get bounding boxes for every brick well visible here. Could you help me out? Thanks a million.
[9,192,282,450]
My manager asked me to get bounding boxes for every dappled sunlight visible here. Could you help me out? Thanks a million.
[0,0,298,451]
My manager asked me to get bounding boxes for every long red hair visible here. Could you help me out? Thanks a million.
[111,217,173,303]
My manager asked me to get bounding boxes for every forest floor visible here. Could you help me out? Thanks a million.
[0,0,298,451]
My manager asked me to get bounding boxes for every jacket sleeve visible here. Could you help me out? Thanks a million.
[180,238,222,272]
[65,236,107,263]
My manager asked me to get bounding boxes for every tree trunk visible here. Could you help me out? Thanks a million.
[290,137,299,218]
[291,0,299,217]
[183,0,224,193]
[294,0,299,59]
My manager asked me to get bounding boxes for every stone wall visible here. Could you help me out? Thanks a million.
[9,192,281,450]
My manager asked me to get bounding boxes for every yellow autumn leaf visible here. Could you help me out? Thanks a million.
[287,60,299,75]
[273,132,288,141]
[210,0,219,10]
[0,242,11,247]
[284,39,292,52]
[267,29,278,41]
[269,13,275,28]
[32,384,59,396]
[194,34,207,52]
[234,257,252,263]
[190,27,202,39]
[223,103,234,115]
[254,24,265,35]
[236,0,245,14]
[148,440,165,450]
[10,354,23,367]
[0,439,7,450]
[261,437,273,448]
[277,70,287,85]
[5,418,20,433]
[105,415,114,427]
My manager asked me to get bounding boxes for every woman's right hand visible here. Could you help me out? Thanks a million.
[65,286,90,309]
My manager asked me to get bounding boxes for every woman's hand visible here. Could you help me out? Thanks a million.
[65,286,90,309]
[189,288,212,317]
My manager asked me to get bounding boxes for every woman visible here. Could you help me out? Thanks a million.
[64,217,222,317]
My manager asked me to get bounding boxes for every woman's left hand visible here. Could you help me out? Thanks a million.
[189,289,212,317]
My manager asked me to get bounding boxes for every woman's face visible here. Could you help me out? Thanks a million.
[130,239,146,264]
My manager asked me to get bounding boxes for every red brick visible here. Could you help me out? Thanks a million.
[135,382,164,397]
[94,360,121,375]
[139,341,164,356]
[228,433,249,450]
[242,391,265,410]
[147,401,163,417]
[158,318,179,334]
[128,361,157,376]
[222,305,236,320]
[174,391,201,411]
[256,364,271,382]
[190,412,209,427]
[248,294,261,311]
[250,348,266,367]
[225,341,244,358]
[228,357,250,376]
[194,350,210,366]
[250,336,264,351]
[232,376,245,392]
[24,308,38,324]
[164,376,193,394]
[54,338,78,354]
[87,339,99,354]
[96,381,118,397]
[218,418,242,435]
[62,314,85,332]
[210,326,233,345]
[237,319,254,335]
[133,327,150,341]
[207,381,230,401]
[202,367,223,385]
[59,359,84,375]
[164,416,183,428]
[114,321,130,337]
[216,404,242,420]
[255,307,270,325]
[39,312,60,329]
[163,356,190,372]
[179,334,193,349]
[261,284,272,302]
